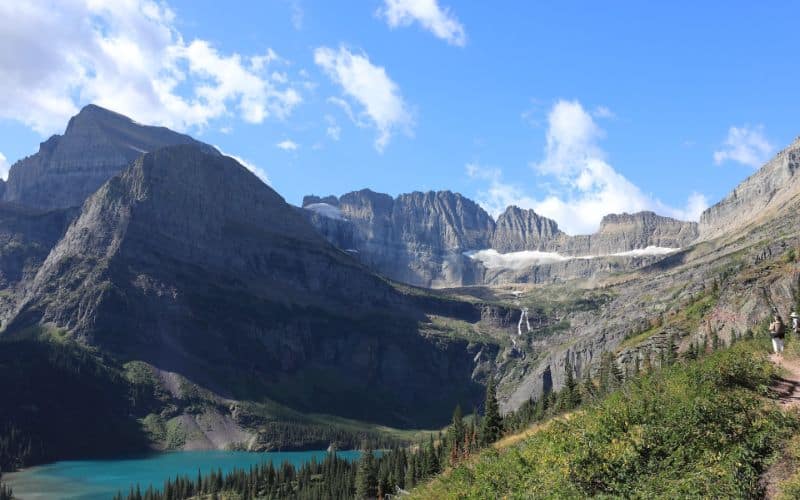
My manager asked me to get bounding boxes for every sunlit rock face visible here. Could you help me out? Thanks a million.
[3,104,215,210]
[303,190,698,287]
[699,137,800,240]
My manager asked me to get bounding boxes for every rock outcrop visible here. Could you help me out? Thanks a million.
[3,104,216,210]
[549,211,698,255]
[491,206,563,252]
[304,189,493,287]
[699,137,800,240]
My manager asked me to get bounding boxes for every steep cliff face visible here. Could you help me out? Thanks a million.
[304,190,493,287]
[699,137,800,240]
[491,206,563,252]
[6,145,485,428]
[3,104,216,210]
[304,190,698,286]
[549,211,698,255]
[0,204,76,291]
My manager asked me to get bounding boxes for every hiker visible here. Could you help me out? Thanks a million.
[791,310,799,335]
[770,314,786,355]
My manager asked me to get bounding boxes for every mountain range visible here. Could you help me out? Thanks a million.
[1,103,799,466]
[302,191,698,287]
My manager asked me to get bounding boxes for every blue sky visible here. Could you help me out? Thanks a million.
[1,1,798,234]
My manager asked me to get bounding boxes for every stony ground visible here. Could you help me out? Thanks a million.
[762,353,800,499]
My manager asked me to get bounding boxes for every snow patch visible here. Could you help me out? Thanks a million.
[466,246,679,270]
[610,246,680,257]
[304,202,346,220]
[464,249,572,270]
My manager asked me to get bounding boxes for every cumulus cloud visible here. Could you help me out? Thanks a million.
[0,0,301,135]
[314,46,412,151]
[276,139,299,151]
[713,125,774,168]
[0,152,9,181]
[468,100,709,234]
[466,164,538,217]
[378,0,466,46]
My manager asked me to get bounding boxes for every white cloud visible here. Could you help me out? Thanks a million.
[592,105,615,119]
[713,125,774,168]
[289,0,304,30]
[468,100,709,234]
[276,139,299,151]
[0,0,301,135]
[215,146,270,185]
[466,164,538,217]
[379,0,466,46]
[0,152,9,181]
[325,115,341,141]
[314,46,413,152]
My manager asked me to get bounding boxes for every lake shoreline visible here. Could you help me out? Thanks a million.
[5,449,365,500]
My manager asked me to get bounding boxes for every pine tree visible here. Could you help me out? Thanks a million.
[562,360,581,410]
[448,404,465,464]
[355,445,377,499]
[481,377,503,445]
[668,334,678,363]
[581,369,595,402]
[404,454,416,490]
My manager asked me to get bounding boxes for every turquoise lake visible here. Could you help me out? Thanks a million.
[5,450,362,499]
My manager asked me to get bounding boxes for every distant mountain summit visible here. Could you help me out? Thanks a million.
[3,104,216,210]
[699,137,800,240]
[302,192,698,287]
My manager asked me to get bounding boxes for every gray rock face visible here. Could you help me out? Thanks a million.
[699,137,800,240]
[304,190,699,286]
[491,206,563,252]
[548,211,698,256]
[305,189,494,287]
[7,145,485,428]
[3,104,216,210]
[0,204,76,293]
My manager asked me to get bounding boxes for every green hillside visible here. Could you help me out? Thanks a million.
[412,341,798,499]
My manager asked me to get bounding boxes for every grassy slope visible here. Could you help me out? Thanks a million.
[412,341,797,499]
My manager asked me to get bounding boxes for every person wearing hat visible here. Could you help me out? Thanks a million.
[791,310,799,335]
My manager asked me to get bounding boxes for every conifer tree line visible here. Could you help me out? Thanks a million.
[115,369,604,500]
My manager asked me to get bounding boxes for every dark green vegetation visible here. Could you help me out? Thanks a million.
[414,341,795,499]
[0,331,426,476]
[0,335,151,471]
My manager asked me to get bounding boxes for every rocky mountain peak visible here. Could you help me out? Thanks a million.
[491,206,562,253]
[699,138,800,240]
[3,104,216,211]
[302,194,339,207]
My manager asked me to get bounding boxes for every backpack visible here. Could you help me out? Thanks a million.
[773,320,786,338]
